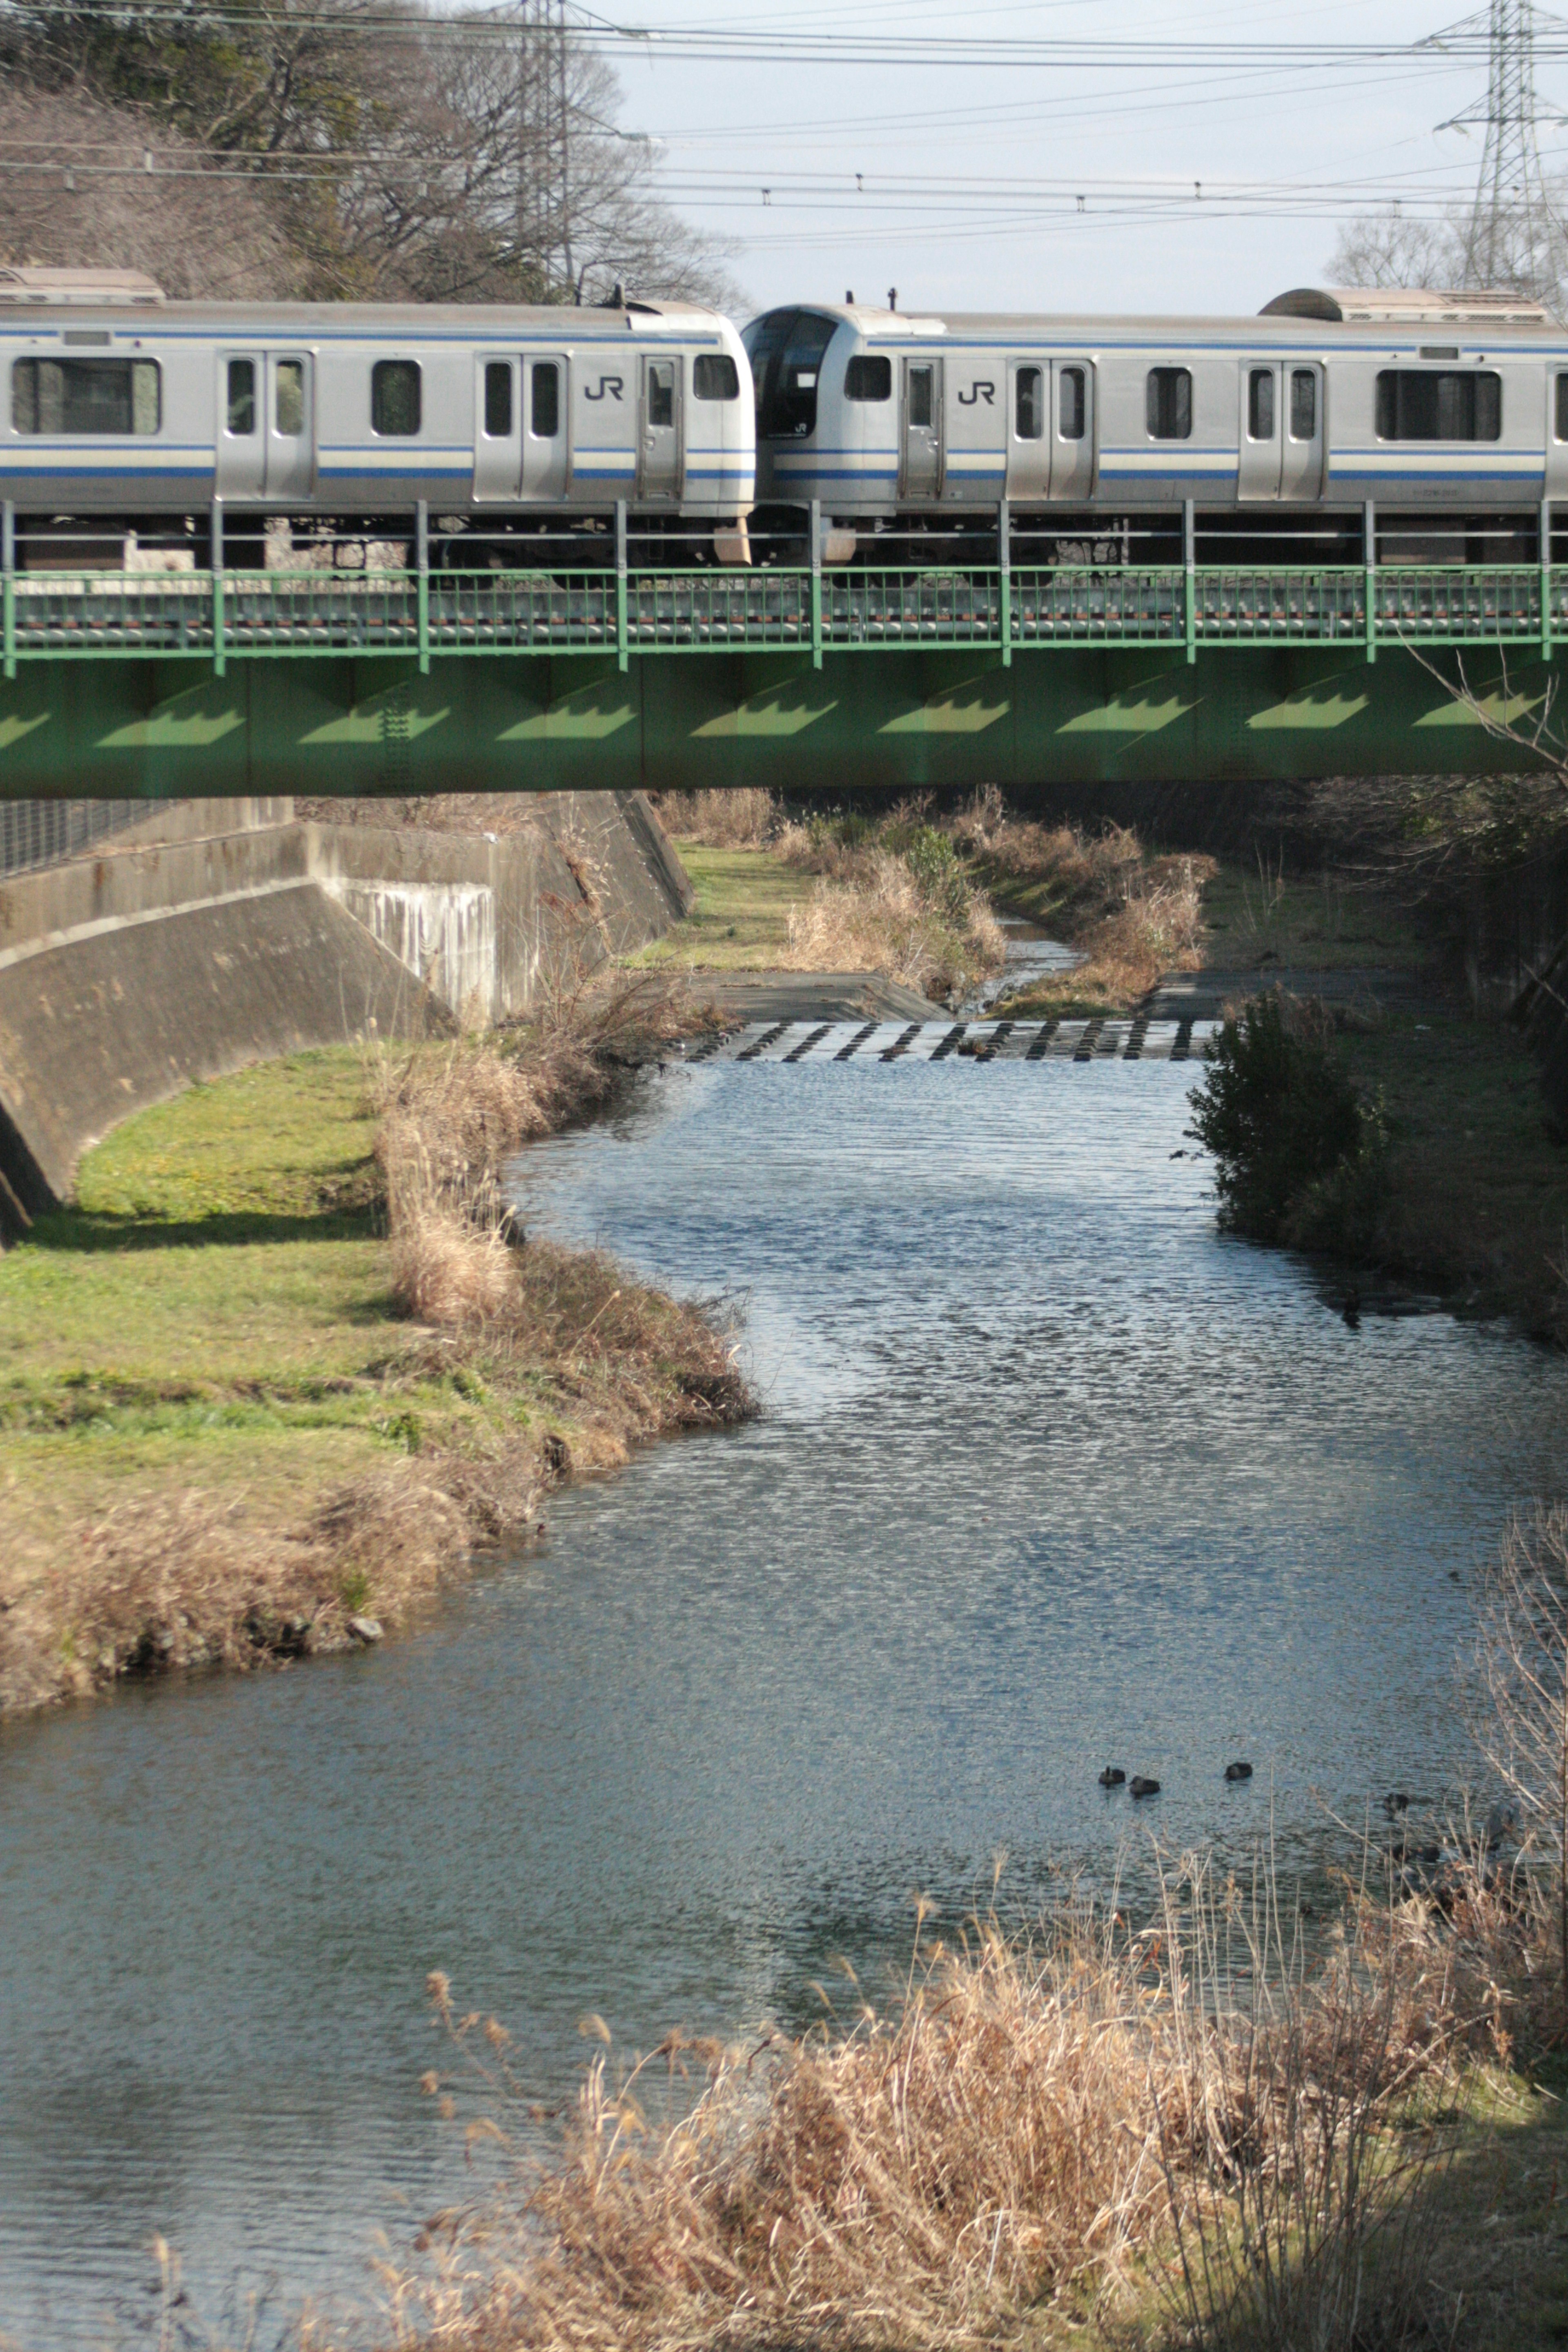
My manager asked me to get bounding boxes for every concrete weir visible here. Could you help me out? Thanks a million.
[0,791,693,1220]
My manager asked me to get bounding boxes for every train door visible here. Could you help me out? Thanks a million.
[265,353,315,499]
[639,356,681,501]
[215,352,265,501]
[1050,361,1094,499]
[521,356,569,500]
[902,357,942,497]
[1547,370,1568,511]
[1006,362,1050,501]
[1238,362,1283,499]
[474,357,520,501]
[1279,363,1324,501]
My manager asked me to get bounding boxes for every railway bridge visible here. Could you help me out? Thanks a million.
[0,547,1561,800]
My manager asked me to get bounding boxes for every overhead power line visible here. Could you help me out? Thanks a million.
[0,3,1552,67]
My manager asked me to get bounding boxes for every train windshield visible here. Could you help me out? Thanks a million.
[742,310,837,439]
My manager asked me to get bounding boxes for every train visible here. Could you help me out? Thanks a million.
[741,287,1568,565]
[0,268,754,566]
[6,266,1568,569]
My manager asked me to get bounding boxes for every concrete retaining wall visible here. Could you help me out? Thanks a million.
[0,789,692,1220]
[0,883,451,1216]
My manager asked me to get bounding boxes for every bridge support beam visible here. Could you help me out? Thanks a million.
[0,639,1559,800]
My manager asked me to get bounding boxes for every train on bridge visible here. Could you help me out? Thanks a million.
[2,269,1568,570]
[743,286,1568,565]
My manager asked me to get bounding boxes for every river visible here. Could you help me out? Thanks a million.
[1,1041,1565,2345]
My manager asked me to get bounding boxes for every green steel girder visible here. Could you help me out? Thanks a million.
[0,641,1559,800]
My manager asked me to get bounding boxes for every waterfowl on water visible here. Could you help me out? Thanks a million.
[1130,1777,1161,1799]
[1225,1761,1254,1782]
[1383,1792,1410,1817]
[1098,1767,1126,1788]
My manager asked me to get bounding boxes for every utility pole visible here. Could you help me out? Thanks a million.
[1434,1,1566,294]
[517,0,571,300]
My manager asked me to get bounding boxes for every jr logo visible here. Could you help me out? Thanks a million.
[584,376,624,403]
[957,381,996,407]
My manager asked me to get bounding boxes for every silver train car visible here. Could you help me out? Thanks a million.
[742,288,1568,561]
[0,271,754,565]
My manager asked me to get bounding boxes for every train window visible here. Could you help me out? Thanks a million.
[1375,368,1500,441]
[1060,367,1086,441]
[275,359,305,437]
[647,362,675,428]
[845,355,892,401]
[1556,373,1568,440]
[1146,367,1192,440]
[908,365,934,429]
[12,356,160,435]
[483,363,512,438]
[532,362,560,437]
[760,312,835,437]
[1290,368,1317,441]
[1015,367,1044,439]
[227,359,255,436]
[693,354,741,399]
[372,359,421,437]
[1248,368,1275,440]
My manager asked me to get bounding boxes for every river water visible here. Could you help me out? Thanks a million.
[3,1045,1568,2345]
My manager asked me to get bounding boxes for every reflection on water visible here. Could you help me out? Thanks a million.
[1,1056,1566,2344]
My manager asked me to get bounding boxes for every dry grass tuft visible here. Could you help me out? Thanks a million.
[0,1470,472,1712]
[649,788,780,848]
[774,804,1006,1001]
[950,794,1215,1012]
[372,1856,1487,2352]
[781,852,1002,999]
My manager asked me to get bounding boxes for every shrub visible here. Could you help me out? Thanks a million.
[902,822,971,922]
[1187,994,1385,1246]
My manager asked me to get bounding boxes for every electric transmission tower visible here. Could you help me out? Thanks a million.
[1434,0,1566,294]
[517,0,573,301]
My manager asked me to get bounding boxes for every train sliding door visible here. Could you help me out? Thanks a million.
[216,350,314,504]
[216,352,265,501]
[266,354,315,500]
[639,356,681,501]
[1007,361,1094,501]
[474,357,519,500]
[1279,363,1324,501]
[1239,360,1323,502]
[1051,362,1094,499]
[521,357,568,500]
[902,358,942,497]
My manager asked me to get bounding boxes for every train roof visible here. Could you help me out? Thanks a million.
[0,292,732,333]
[761,292,1563,340]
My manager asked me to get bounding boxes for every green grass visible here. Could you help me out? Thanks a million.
[1195,859,1429,976]
[0,1048,532,1544]
[629,842,808,968]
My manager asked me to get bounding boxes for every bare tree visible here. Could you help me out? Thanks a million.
[0,2,742,308]
[1474,1508,1568,2036]
[1328,193,1568,313]
[0,83,303,297]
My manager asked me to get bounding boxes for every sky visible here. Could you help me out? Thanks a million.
[571,0,1568,318]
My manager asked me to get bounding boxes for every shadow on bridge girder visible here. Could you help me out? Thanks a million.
[0,645,1555,799]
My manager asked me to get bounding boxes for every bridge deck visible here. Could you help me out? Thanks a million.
[1,564,1559,664]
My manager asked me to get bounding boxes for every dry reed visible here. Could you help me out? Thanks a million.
[649,788,780,848]
[774,806,1006,1000]
[366,1853,1488,2352]
[949,794,1214,1009]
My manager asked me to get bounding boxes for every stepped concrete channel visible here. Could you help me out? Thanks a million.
[0,791,693,1220]
[690,1016,1219,1064]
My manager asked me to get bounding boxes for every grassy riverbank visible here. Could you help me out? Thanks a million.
[0,1020,750,1715]
[640,790,1003,1000]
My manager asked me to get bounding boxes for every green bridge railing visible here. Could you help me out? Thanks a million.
[0,562,1560,678]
